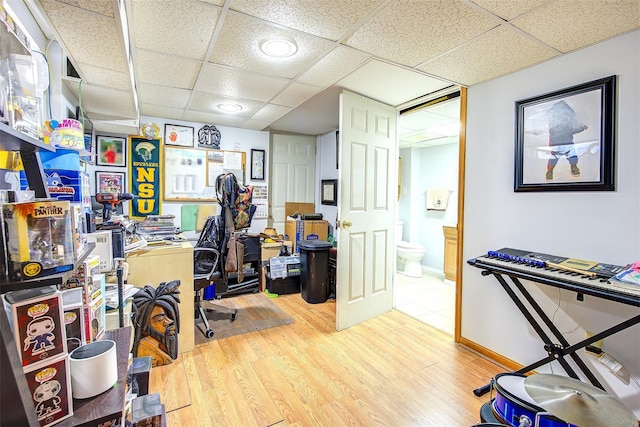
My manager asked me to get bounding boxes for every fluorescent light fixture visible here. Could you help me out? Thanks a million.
[217,103,243,113]
[259,37,297,58]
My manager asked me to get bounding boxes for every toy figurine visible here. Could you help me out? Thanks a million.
[23,316,56,355]
[33,380,62,419]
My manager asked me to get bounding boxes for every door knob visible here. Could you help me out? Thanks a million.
[341,220,352,228]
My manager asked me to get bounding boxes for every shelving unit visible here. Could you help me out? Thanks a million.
[0,125,99,425]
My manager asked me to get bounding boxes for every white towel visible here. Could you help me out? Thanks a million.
[426,189,451,211]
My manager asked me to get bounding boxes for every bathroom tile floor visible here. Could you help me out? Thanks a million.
[394,271,455,336]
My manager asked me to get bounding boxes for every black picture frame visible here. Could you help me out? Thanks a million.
[250,149,265,180]
[164,123,194,147]
[514,75,616,192]
[321,179,337,206]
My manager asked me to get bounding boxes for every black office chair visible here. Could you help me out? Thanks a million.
[193,216,237,338]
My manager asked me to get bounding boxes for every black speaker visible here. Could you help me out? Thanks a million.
[85,211,96,233]
[111,229,125,259]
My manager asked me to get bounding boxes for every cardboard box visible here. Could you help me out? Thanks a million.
[61,288,85,353]
[20,169,90,205]
[89,273,106,341]
[23,354,73,427]
[3,286,67,367]
[3,200,75,281]
[131,392,164,427]
[284,202,315,217]
[284,219,328,253]
[260,241,293,260]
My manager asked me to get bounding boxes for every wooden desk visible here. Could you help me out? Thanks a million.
[126,241,195,354]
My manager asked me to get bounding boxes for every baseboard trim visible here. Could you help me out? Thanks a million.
[458,336,522,372]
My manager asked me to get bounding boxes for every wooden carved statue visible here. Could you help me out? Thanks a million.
[131,280,180,367]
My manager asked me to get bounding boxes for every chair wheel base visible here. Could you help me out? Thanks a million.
[231,312,238,321]
[205,329,214,338]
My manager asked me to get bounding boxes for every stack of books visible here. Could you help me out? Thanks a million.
[608,264,640,295]
[136,215,179,239]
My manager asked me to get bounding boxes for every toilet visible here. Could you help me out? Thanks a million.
[396,222,426,278]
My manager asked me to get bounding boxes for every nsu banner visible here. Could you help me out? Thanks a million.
[128,136,162,218]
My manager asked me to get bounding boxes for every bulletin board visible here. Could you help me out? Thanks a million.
[163,147,245,201]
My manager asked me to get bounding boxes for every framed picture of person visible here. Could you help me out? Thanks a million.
[514,75,616,192]
[95,171,125,194]
[96,135,126,167]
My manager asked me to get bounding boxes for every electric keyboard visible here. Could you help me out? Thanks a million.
[468,248,640,305]
[468,247,640,397]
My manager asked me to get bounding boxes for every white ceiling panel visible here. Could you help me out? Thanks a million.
[511,1,640,53]
[338,60,452,106]
[344,1,499,66]
[29,0,639,136]
[419,26,558,86]
[131,0,221,60]
[195,64,289,101]
[209,11,336,79]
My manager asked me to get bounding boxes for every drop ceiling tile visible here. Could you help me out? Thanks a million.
[75,84,136,118]
[141,104,185,121]
[469,0,548,20]
[140,83,192,108]
[209,11,336,79]
[511,1,640,53]
[229,0,382,40]
[344,1,499,66]
[39,0,126,72]
[240,119,271,131]
[190,92,264,118]
[182,110,247,128]
[195,64,289,101]
[134,50,201,88]
[131,0,220,60]
[271,82,322,107]
[252,104,292,122]
[297,46,371,88]
[338,60,452,106]
[74,63,130,90]
[54,0,115,17]
[418,26,557,86]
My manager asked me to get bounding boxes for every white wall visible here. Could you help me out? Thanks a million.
[399,144,458,272]
[463,30,640,414]
[315,129,338,240]
[87,116,270,236]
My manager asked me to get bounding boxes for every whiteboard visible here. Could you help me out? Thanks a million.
[163,147,245,201]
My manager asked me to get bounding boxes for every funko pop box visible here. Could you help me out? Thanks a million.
[3,285,67,367]
[3,200,75,281]
[23,353,73,427]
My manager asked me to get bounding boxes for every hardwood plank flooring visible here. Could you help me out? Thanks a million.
[150,293,505,426]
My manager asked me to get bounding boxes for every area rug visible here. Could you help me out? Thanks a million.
[194,292,294,345]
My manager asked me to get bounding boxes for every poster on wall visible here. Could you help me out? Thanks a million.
[128,136,162,218]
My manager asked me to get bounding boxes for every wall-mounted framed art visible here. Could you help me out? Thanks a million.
[321,179,337,206]
[164,123,194,147]
[514,75,616,192]
[250,149,265,180]
[95,171,126,194]
[96,135,126,167]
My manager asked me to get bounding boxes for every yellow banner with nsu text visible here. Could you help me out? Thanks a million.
[128,136,162,219]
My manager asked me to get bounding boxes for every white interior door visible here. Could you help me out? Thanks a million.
[269,133,316,234]
[336,90,397,331]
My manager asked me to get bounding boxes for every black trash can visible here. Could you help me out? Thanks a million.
[298,240,333,304]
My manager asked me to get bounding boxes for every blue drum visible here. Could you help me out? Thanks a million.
[491,373,577,427]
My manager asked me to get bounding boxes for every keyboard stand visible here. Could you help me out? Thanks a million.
[469,258,640,397]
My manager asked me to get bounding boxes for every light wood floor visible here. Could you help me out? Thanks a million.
[150,293,505,426]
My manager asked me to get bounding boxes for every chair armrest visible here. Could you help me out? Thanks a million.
[194,247,221,279]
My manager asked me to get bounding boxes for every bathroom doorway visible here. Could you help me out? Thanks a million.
[395,89,461,336]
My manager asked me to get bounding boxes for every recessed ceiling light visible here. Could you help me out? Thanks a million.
[260,38,298,58]
[218,103,243,113]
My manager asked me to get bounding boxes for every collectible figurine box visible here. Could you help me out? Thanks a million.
[61,287,85,352]
[3,286,67,367]
[23,353,73,427]
[19,169,90,204]
[3,200,75,280]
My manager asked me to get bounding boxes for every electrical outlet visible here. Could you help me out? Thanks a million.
[585,331,603,350]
